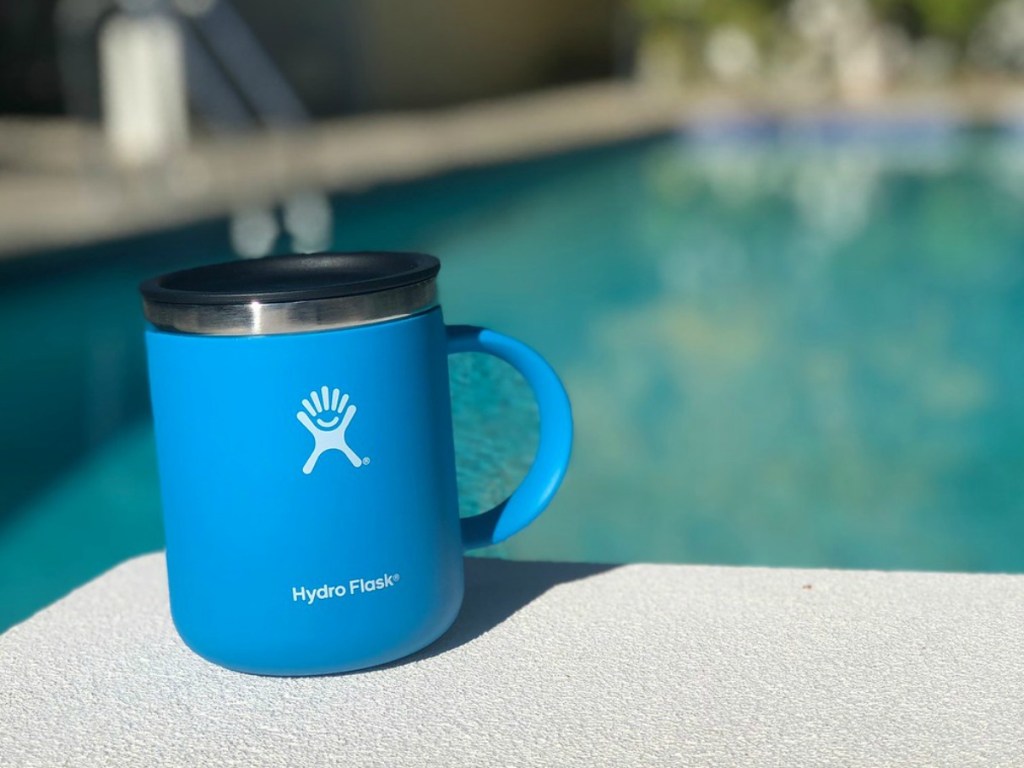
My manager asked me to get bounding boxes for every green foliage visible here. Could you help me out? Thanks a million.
[632,0,784,28]
[631,0,1000,44]
[872,0,998,43]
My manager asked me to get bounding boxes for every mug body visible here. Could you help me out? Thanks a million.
[146,307,463,675]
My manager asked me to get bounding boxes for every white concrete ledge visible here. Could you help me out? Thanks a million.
[1,554,1022,767]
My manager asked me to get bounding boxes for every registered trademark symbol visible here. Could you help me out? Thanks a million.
[362,457,371,465]
[392,573,400,582]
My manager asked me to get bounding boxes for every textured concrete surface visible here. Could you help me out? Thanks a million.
[1,554,1022,767]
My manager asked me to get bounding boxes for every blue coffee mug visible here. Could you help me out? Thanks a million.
[141,252,572,675]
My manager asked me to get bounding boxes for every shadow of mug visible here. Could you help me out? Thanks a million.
[382,557,618,669]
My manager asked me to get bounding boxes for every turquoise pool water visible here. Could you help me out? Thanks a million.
[2,127,1024,630]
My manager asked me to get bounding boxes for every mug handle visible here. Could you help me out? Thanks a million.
[446,325,573,551]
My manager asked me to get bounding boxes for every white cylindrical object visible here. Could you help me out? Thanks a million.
[100,14,189,166]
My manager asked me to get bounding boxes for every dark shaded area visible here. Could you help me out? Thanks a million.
[1,0,617,117]
[383,557,618,668]
[0,0,62,115]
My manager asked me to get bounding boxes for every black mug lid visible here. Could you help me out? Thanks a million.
[140,251,440,306]
[140,252,441,336]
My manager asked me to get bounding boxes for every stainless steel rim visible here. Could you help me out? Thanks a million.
[143,278,438,336]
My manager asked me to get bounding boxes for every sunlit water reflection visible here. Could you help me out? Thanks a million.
[433,129,1024,571]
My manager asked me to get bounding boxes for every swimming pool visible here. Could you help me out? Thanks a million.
[2,126,1023,630]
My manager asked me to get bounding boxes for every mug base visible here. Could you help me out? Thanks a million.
[171,595,463,677]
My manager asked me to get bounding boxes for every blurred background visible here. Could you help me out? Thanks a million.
[2,0,1024,631]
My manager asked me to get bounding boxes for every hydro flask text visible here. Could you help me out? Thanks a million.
[291,573,401,605]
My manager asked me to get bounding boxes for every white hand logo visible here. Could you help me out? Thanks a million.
[296,386,365,474]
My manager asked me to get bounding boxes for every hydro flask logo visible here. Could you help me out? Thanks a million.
[296,386,368,474]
